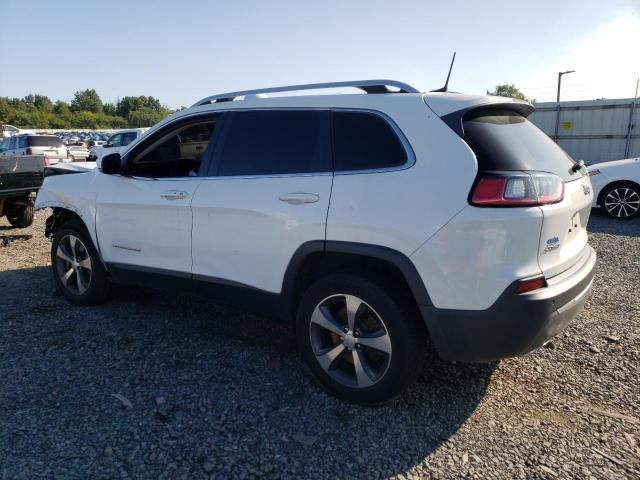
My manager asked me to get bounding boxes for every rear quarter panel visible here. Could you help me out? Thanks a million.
[326,96,478,256]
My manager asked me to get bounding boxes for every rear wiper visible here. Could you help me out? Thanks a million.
[570,160,585,174]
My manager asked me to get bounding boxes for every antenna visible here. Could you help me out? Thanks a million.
[431,52,456,92]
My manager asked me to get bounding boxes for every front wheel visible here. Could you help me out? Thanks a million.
[601,182,640,220]
[296,273,427,405]
[51,221,110,305]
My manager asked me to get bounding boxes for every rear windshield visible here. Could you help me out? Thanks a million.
[463,109,577,181]
[28,136,64,148]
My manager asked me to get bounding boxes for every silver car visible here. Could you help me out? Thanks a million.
[67,146,90,161]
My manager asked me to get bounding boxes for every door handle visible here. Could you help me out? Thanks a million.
[161,190,189,200]
[278,192,320,205]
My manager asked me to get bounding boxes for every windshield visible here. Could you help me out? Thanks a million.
[463,109,578,182]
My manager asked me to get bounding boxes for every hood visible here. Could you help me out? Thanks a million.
[44,161,98,178]
[49,161,98,173]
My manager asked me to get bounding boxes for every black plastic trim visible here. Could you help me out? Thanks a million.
[106,262,284,320]
[103,241,594,365]
[423,246,596,362]
[323,241,434,307]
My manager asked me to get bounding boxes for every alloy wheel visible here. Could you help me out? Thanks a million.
[604,187,640,218]
[55,234,93,295]
[308,294,392,388]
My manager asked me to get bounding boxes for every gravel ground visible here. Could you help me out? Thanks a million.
[0,210,638,480]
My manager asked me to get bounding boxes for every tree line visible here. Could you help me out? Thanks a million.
[0,89,180,129]
[0,84,529,130]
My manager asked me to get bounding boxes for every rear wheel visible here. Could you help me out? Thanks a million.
[601,182,640,220]
[296,273,427,405]
[6,204,34,228]
[51,221,110,304]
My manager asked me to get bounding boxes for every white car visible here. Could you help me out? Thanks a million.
[1,124,19,138]
[35,80,596,404]
[588,158,640,219]
[88,128,149,162]
[1,134,68,164]
[67,146,91,161]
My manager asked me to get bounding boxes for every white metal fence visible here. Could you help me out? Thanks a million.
[529,98,639,164]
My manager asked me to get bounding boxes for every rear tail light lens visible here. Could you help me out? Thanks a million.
[471,172,564,207]
[44,157,50,166]
[26,147,32,155]
[515,276,547,294]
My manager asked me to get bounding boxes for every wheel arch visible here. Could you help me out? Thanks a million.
[45,207,104,260]
[46,207,85,237]
[282,240,434,332]
[597,179,640,206]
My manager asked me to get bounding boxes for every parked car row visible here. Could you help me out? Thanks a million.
[0,129,151,164]
[54,131,112,147]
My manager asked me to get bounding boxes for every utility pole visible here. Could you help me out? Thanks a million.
[554,70,575,141]
[624,78,639,158]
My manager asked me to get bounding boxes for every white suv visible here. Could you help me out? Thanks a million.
[1,134,68,164]
[87,128,148,162]
[35,80,596,404]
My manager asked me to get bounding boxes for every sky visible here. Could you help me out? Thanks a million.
[1,0,639,109]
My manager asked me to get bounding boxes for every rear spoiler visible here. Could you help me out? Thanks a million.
[440,102,535,137]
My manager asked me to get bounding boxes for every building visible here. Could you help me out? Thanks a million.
[529,98,639,164]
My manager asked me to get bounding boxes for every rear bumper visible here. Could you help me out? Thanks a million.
[422,245,596,362]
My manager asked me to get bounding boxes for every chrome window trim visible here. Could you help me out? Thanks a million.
[134,107,416,180]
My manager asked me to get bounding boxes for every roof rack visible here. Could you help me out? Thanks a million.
[191,79,420,107]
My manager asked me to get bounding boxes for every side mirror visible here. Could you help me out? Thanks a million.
[100,153,122,175]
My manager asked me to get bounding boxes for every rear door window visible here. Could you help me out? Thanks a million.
[213,110,330,176]
[18,136,27,149]
[122,132,137,146]
[332,111,408,172]
[462,108,578,181]
[27,136,64,148]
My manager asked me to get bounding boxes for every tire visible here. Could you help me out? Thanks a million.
[51,220,110,305]
[6,204,34,228]
[296,273,427,405]
[600,182,640,220]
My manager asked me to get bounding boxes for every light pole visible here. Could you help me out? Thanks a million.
[555,70,575,140]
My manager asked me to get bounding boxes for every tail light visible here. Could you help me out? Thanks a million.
[26,147,32,155]
[471,172,564,207]
[44,157,50,166]
[515,276,547,294]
